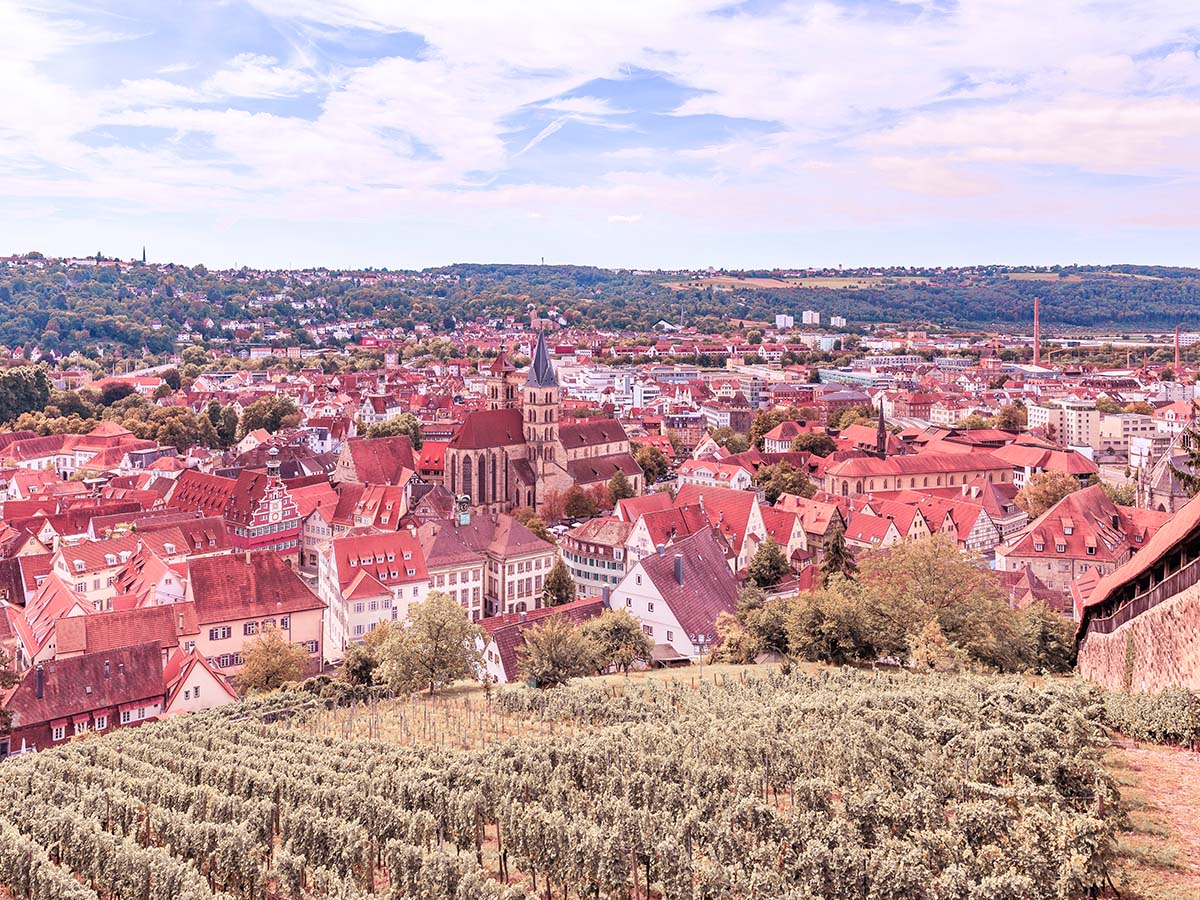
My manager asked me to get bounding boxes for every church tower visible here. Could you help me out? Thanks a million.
[486,347,519,410]
[524,332,560,467]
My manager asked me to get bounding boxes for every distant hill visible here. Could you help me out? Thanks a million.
[2,258,1198,358]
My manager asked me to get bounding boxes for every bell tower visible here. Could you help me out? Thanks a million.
[486,346,518,410]
[524,332,560,467]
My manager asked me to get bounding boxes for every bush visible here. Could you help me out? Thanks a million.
[1103,688,1200,746]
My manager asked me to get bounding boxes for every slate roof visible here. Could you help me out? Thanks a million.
[5,642,165,731]
[526,332,558,388]
[636,528,738,642]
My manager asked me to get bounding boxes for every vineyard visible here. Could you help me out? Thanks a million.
[0,669,1124,900]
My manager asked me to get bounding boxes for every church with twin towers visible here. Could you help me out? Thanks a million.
[445,332,643,516]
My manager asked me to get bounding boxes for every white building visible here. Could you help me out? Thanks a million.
[611,528,738,660]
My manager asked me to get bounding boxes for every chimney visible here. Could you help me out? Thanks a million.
[519,609,527,623]
[178,612,184,631]
[36,663,44,699]
[656,543,665,557]
[118,662,124,676]
[674,553,684,585]
[245,550,252,566]
[103,660,110,680]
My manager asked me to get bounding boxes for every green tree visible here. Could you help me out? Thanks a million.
[1101,482,1137,506]
[376,591,482,695]
[607,470,635,504]
[991,403,1027,431]
[365,412,424,449]
[754,461,815,503]
[1094,396,1122,414]
[513,506,554,543]
[1015,470,1081,519]
[633,443,669,484]
[517,617,596,688]
[1123,401,1154,415]
[234,626,311,693]
[0,366,50,423]
[580,609,654,673]
[750,407,806,449]
[239,395,300,437]
[820,518,857,586]
[746,537,790,587]
[541,557,577,607]
[786,587,872,665]
[563,485,599,519]
[709,426,750,453]
[789,432,837,456]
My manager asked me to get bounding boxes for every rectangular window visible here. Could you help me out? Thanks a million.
[642,624,653,636]
[120,710,132,724]
[666,630,674,642]
[647,602,654,613]
[279,616,289,629]
[95,715,107,730]
[354,602,365,614]
[209,626,231,641]
[52,726,65,741]
[354,624,365,636]
[243,622,258,636]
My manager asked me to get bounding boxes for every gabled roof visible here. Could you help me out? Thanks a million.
[6,642,164,731]
[635,528,738,642]
[164,648,238,707]
[331,531,428,594]
[480,595,604,682]
[56,602,198,656]
[342,435,417,483]
[186,551,325,624]
[448,409,526,451]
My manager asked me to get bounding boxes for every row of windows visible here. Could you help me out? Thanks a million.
[569,567,621,585]
[563,551,623,569]
[434,570,480,587]
[210,617,291,641]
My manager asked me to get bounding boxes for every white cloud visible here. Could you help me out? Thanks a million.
[4,0,1200,261]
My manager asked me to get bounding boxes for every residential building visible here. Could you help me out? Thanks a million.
[561,517,633,595]
[612,528,738,660]
[318,531,429,662]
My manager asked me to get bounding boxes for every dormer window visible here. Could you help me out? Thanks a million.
[104,554,116,566]
[1055,542,1066,553]
[1086,546,1096,555]
[386,554,395,562]
[403,552,412,560]
[1034,542,1044,552]
[349,559,357,567]
[164,543,176,554]
[73,560,85,573]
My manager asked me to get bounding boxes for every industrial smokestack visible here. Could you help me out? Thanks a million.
[674,553,684,586]
[1033,297,1041,367]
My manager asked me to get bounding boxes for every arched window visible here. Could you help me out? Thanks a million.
[923,477,928,487]
[491,454,498,501]
[477,455,486,503]
[855,480,863,494]
[462,456,472,499]
[842,481,849,496]
[450,458,457,493]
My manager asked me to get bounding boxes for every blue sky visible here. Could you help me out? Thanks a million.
[2,1,1200,270]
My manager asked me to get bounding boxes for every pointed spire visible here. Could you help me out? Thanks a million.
[876,404,888,458]
[527,331,557,388]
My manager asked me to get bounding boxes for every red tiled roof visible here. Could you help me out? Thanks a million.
[186,551,325,624]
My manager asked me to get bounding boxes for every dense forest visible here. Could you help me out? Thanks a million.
[2,256,1199,358]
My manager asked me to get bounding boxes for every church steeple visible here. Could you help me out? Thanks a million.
[524,333,560,467]
[875,405,888,458]
[527,331,557,389]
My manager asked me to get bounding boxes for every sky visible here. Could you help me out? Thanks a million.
[2,0,1200,271]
